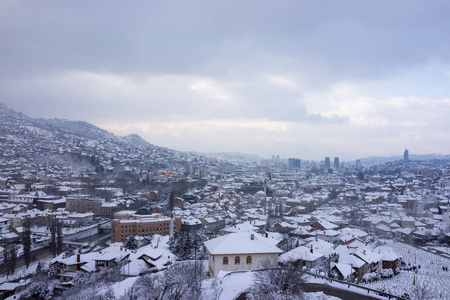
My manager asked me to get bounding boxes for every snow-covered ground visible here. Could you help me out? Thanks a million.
[217,271,369,300]
[218,271,255,300]
[361,240,450,298]
[110,277,139,299]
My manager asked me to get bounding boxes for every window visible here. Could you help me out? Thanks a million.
[234,256,240,264]
[223,257,228,265]
[246,256,252,264]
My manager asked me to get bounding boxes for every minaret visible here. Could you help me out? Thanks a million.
[264,175,267,215]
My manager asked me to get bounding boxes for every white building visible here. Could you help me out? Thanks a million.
[279,245,325,268]
[204,231,283,278]
[316,230,341,244]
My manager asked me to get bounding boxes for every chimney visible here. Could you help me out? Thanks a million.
[310,244,313,253]
[77,254,80,263]
[265,233,268,238]
[251,234,254,240]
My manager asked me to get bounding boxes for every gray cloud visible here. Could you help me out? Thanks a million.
[1,0,449,159]
[2,1,450,82]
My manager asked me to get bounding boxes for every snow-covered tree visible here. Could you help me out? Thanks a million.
[127,260,205,300]
[410,282,437,300]
[247,266,305,300]
[19,263,57,300]
[169,231,206,260]
[63,246,76,259]
[124,235,138,250]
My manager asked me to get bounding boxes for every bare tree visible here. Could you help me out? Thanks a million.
[3,242,17,276]
[410,282,437,300]
[247,266,305,300]
[127,260,206,300]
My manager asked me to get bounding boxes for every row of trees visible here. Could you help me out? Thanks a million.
[2,216,62,277]
[2,216,31,276]
[2,241,17,276]
[49,218,64,257]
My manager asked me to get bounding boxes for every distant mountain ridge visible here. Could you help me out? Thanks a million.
[0,103,194,176]
[0,103,154,148]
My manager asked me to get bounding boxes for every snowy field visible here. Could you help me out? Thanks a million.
[361,240,450,298]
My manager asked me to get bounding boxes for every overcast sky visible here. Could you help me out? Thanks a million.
[1,1,450,161]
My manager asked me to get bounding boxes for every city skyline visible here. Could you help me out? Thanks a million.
[1,1,450,160]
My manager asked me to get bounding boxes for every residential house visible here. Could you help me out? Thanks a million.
[279,245,325,268]
[374,246,402,271]
[204,231,283,278]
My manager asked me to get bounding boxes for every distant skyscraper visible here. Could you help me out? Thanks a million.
[404,149,409,161]
[186,163,195,177]
[324,157,331,169]
[356,159,362,170]
[334,157,339,169]
[198,169,206,179]
[288,158,301,168]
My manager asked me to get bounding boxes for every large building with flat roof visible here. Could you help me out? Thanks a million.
[111,212,181,243]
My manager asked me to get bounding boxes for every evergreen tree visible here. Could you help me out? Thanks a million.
[124,235,138,250]
[56,220,63,255]
[49,218,57,257]
[3,241,9,275]
[22,217,32,268]
[168,231,182,257]
[180,232,191,260]
[169,231,206,260]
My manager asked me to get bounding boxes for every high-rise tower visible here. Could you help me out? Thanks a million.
[333,157,339,169]
[324,157,331,169]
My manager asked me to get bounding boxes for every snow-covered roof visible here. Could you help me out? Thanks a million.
[224,222,259,233]
[0,280,30,292]
[374,246,402,261]
[279,246,324,263]
[332,262,353,277]
[204,231,283,255]
[338,252,366,268]
[317,229,340,237]
[312,219,339,230]
[305,238,336,256]
[352,249,383,264]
